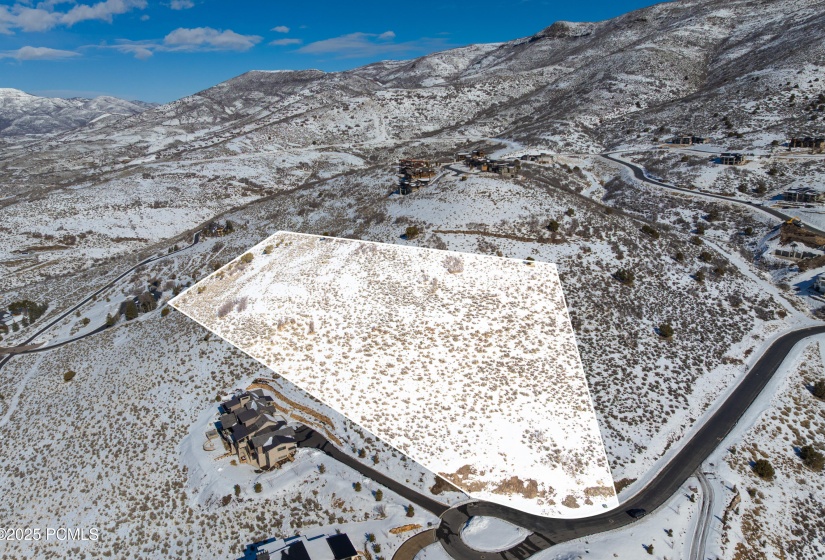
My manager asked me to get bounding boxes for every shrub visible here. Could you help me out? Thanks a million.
[263,245,274,254]
[64,370,76,382]
[374,489,383,501]
[695,223,706,235]
[744,226,754,236]
[547,220,560,232]
[699,251,713,263]
[358,448,366,458]
[614,268,635,286]
[406,505,415,517]
[641,224,660,239]
[753,459,775,480]
[674,251,685,262]
[234,484,241,496]
[240,253,254,264]
[161,307,170,317]
[367,534,376,543]
[254,482,262,493]
[690,236,703,246]
[658,323,674,338]
[799,445,824,471]
[405,226,420,240]
[319,464,326,474]
[812,380,825,399]
[695,270,706,283]
[220,495,232,506]
[566,208,575,217]
[353,482,362,492]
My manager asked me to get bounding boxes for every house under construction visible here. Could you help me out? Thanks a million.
[668,135,710,145]
[398,158,437,195]
[789,136,824,150]
[719,152,747,165]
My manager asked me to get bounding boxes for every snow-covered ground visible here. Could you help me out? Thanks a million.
[171,232,618,518]
[460,517,530,552]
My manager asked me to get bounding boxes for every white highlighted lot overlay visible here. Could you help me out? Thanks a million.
[170,232,617,517]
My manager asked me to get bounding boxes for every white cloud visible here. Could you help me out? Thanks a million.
[269,38,301,46]
[297,30,447,59]
[0,45,80,60]
[62,0,146,26]
[169,0,194,9]
[0,0,146,33]
[112,42,153,59]
[10,7,60,32]
[272,25,289,33]
[163,27,262,51]
[106,27,262,59]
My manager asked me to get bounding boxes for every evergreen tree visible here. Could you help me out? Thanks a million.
[124,300,139,321]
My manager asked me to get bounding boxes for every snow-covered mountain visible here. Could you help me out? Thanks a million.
[0,88,154,137]
[2,0,825,559]
[1,0,821,171]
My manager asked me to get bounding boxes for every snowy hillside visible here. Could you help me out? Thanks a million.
[171,232,618,518]
[2,0,825,558]
[0,88,154,137]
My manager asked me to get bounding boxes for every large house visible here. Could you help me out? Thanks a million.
[461,150,521,176]
[250,533,359,560]
[218,389,297,469]
[398,159,438,195]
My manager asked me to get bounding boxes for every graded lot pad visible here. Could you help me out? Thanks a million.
[171,232,617,517]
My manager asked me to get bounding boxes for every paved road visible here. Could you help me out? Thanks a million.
[391,529,438,560]
[600,152,825,237]
[0,232,199,371]
[435,324,825,560]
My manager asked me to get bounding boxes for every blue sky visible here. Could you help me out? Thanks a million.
[0,0,663,103]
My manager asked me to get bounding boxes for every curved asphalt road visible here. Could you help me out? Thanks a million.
[601,152,825,237]
[435,324,825,560]
[0,232,199,371]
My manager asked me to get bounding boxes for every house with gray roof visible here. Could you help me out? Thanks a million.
[218,389,297,469]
